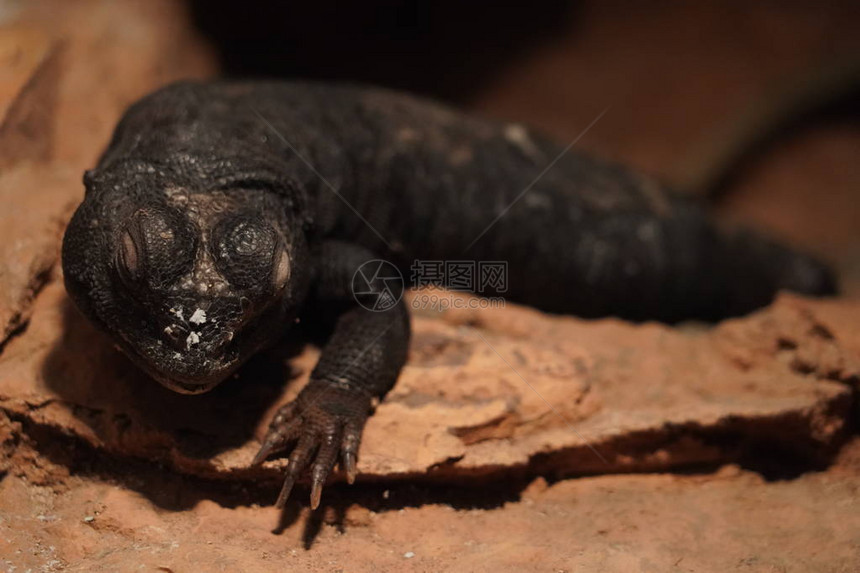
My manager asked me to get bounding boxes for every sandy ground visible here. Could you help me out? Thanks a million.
[1,434,859,572]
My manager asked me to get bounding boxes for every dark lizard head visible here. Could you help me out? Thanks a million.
[62,162,310,394]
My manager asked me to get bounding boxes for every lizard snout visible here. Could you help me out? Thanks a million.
[162,323,190,351]
[207,330,235,356]
[160,322,234,357]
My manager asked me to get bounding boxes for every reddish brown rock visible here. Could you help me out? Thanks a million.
[0,26,65,341]
[0,27,60,168]
[0,166,73,342]
[0,0,215,344]
[0,2,859,570]
[1,435,859,571]
[0,281,853,487]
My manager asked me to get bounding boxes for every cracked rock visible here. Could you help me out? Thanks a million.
[0,0,215,345]
[0,282,853,486]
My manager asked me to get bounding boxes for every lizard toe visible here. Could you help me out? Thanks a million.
[253,382,373,508]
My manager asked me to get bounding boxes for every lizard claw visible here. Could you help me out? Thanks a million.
[251,439,277,467]
[276,474,296,509]
[343,451,357,485]
[254,382,371,510]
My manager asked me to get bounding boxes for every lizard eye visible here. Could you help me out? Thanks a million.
[118,227,140,280]
[116,208,198,289]
[273,247,291,291]
[213,216,284,290]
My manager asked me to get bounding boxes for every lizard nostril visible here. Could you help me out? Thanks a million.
[207,330,234,356]
[162,323,189,350]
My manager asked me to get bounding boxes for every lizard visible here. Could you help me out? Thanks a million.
[61,80,836,510]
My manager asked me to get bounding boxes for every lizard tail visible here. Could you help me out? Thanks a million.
[713,227,837,318]
[462,198,838,323]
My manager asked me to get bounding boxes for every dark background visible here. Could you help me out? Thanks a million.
[189,0,860,287]
[189,0,575,103]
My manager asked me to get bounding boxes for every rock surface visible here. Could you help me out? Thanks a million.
[0,0,215,343]
[1,1,859,571]
[0,281,855,488]
[1,433,859,572]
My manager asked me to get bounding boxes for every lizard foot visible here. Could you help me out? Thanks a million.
[252,382,371,510]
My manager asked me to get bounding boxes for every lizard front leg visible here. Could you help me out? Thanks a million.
[252,242,410,509]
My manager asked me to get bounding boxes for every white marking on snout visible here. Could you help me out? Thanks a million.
[189,308,207,325]
[186,331,200,349]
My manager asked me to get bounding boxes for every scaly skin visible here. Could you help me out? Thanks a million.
[61,80,835,510]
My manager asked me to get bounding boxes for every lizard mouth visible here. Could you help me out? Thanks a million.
[142,355,240,394]
[115,332,243,395]
[151,347,242,394]
[109,292,285,395]
[153,375,223,395]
